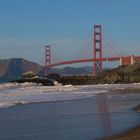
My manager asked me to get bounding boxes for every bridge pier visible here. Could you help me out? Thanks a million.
[119,56,123,66]
[119,55,135,66]
[131,55,135,65]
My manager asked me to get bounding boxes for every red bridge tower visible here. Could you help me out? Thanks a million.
[93,25,103,75]
[45,45,51,76]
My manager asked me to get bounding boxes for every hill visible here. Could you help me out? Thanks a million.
[50,66,92,75]
[0,58,45,82]
[0,58,93,82]
[0,58,43,77]
[98,62,140,83]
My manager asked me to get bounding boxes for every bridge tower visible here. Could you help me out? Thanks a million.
[93,25,103,75]
[45,45,51,76]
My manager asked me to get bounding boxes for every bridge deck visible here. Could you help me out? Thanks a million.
[49,56,140,67]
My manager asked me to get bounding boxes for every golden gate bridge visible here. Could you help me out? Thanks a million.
[45,25,140,76]
[44,25,140,137]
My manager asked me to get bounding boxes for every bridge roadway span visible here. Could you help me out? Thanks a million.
[49,56,140,67]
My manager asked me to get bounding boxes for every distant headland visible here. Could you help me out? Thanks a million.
[7,58,140,85]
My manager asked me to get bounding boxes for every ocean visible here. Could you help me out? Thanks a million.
[0,83,139,140]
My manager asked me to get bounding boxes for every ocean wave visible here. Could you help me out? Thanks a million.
[0,82,140,109]
[0,83,109,108]
[0,82,39,90]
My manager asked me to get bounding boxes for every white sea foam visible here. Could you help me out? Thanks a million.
[0,82,140,108]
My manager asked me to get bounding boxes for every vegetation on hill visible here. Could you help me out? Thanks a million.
[99,62,140,83]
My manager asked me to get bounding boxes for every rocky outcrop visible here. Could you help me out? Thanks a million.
[13,78,55,86]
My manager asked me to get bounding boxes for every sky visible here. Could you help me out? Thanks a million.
[0,0,140,67]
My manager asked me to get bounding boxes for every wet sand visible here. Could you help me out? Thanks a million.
[0,95,139,140]
[100,125,140,140]
[100,104,140,140]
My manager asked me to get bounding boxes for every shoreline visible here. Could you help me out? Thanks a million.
[112,87,140,94]
[0,95,99,110]
[4,100,140,140]
[2,87,137,110]
[0,83,140,139]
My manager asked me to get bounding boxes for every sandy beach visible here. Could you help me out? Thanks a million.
[0,94,139,140]
[0,83,140,140]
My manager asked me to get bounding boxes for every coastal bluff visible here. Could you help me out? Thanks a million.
[51,62,140,85]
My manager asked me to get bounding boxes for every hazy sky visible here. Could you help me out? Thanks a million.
[0,0,140,66]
